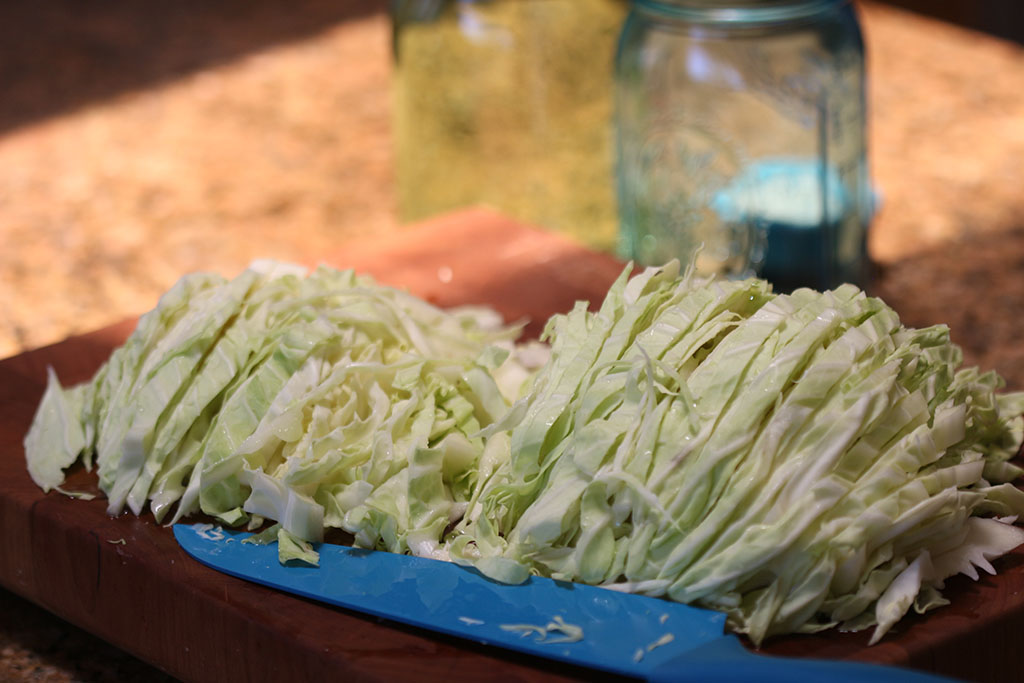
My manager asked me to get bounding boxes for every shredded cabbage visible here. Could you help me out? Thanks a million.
[26,262,540,560]
[24,259,1024,646]
[448,261,1024,645]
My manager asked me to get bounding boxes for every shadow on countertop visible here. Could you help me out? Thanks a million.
[870,226,1024,392]
[2,0,1016,140]
[0,0,385,136]
[0,587,177,683]
[876,0,1023,44]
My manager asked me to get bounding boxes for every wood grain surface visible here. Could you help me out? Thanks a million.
[1,209,1022,683]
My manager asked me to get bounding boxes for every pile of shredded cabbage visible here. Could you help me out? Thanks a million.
[25,259,1024,646]
[25,261,543,560]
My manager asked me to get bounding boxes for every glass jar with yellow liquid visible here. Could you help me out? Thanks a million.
[391,0,627,252]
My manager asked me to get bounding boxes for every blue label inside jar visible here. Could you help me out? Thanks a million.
[711,158,850,292]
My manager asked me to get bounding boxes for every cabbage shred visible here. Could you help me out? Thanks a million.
[24,260,1024,645]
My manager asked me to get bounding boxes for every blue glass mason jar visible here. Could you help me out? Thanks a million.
[615,0,870,291]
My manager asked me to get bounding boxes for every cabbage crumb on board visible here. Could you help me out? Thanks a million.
[24,259,1024,646]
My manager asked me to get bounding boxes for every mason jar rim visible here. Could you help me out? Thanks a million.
[631,0,849,25]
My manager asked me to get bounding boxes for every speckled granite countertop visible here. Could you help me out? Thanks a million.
[1,2,1022,681]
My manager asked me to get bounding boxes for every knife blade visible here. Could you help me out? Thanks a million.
[174,523,952,682]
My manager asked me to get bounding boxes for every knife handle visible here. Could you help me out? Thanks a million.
[648,635,958,683]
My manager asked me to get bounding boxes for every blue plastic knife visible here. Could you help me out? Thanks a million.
[174,524,953,682]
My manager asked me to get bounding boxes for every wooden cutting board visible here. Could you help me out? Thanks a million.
[1,208,1021,682]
